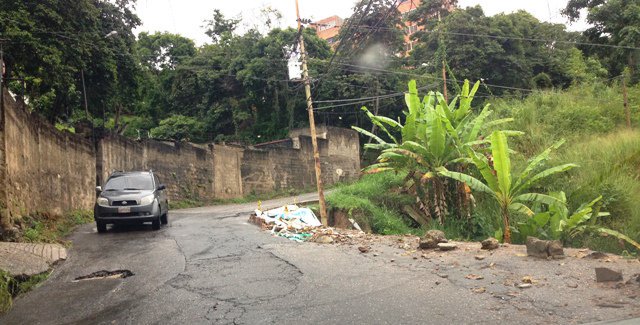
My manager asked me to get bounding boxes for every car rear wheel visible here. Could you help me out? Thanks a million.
[152,216,161,230]
[97,221,107,233]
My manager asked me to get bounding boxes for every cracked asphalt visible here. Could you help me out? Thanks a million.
[1,193,639,324]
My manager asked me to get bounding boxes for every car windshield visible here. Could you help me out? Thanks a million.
[104,174,154,191]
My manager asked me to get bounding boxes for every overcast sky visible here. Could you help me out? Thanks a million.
[135,0,588,45]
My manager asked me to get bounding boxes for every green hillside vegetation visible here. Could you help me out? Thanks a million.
[328,81,640,254]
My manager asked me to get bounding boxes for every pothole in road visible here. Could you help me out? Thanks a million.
[74,270,135,281]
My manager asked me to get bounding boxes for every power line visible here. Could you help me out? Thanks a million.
[351,24,640,51]
[309,0,376,101]
[334,62,535,92]
[314,83,437,110]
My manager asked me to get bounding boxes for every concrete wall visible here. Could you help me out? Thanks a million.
[1,91,95,227]
[99,127,361,202]
[289,126,361,184]
[0,91,7,229]
[98,136,213,201]
[0,88,361,231]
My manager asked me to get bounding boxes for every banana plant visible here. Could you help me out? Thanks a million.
[550,192,640,250]
[511,192,640,250]
[438,130,578,243]
[352,79,513,224]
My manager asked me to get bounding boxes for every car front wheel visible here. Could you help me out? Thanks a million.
[161,213,168,225]
[152,215,161,230]
[97,221,107,233]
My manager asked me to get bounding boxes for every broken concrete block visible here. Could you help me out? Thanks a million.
[437,243,457,251]
[586,251,607,259]
[314,235,334,244]
[526,236,564,258]
[526,237,550,258]
[547,240,564,258]
[595,267,623,282]
[481,237,499,250]
[419,230,447,249]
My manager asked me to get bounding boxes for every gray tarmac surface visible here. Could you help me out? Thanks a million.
[1,193,639,324]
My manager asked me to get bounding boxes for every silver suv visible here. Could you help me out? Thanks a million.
[94,171,169,233]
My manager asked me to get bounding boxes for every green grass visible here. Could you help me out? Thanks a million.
[326,172,419,235]
[484,82,640,252]
[0,271,11,314]
[549,130,640,253]
[0,269,51,315]
[18,210,93,245]
[492,82,640,156]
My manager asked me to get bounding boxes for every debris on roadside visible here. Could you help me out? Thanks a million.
[626,274,640,285]
[438,243,457,251]
[471,287,486,293]
[526,236,564,259]
[465,274,484,280]
[348,218,362,231]
[481,237,500,250]
[595,267,623,282]
[251,204,371,244]
[314,235,334,244]
[419,230,447,249]
[585,251,608,259]
[255,205,322,229]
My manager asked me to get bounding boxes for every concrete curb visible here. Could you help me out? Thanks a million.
[0,242,67,277]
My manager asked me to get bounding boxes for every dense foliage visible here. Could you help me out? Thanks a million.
[1,0,625,144]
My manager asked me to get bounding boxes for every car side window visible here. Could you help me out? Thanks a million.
[154,175,161,189]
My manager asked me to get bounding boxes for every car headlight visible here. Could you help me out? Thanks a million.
[139,194,155,206]
[96,197,109,207]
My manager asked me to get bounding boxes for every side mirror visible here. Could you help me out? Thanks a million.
[157,184,166,191]
[95,186,102,193]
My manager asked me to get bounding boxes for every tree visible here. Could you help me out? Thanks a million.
[0,0,141,122]
[338,0,405,59]
[137,32,196,71]
[149,115,205,142]
[410,6,589,94]
[204,9,240,44]
[439,131,577,243]
[135,32,197,128]
[563,0,640,81]
[407,0,458,30]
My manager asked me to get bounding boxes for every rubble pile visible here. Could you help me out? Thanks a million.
[251,204,373,244]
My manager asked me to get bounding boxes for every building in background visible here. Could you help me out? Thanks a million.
[310,15,344,46]
[310,0,429,54]
[398,0,421,53]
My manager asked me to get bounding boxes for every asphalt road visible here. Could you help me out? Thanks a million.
[1,194,638,324]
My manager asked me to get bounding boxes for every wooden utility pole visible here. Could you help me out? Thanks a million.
[623,75,631,128]
[295,0,328,225]
[438,11,448,102]
[0,40,4,116]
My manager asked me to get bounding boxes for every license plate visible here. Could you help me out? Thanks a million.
[118,207,131,213]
